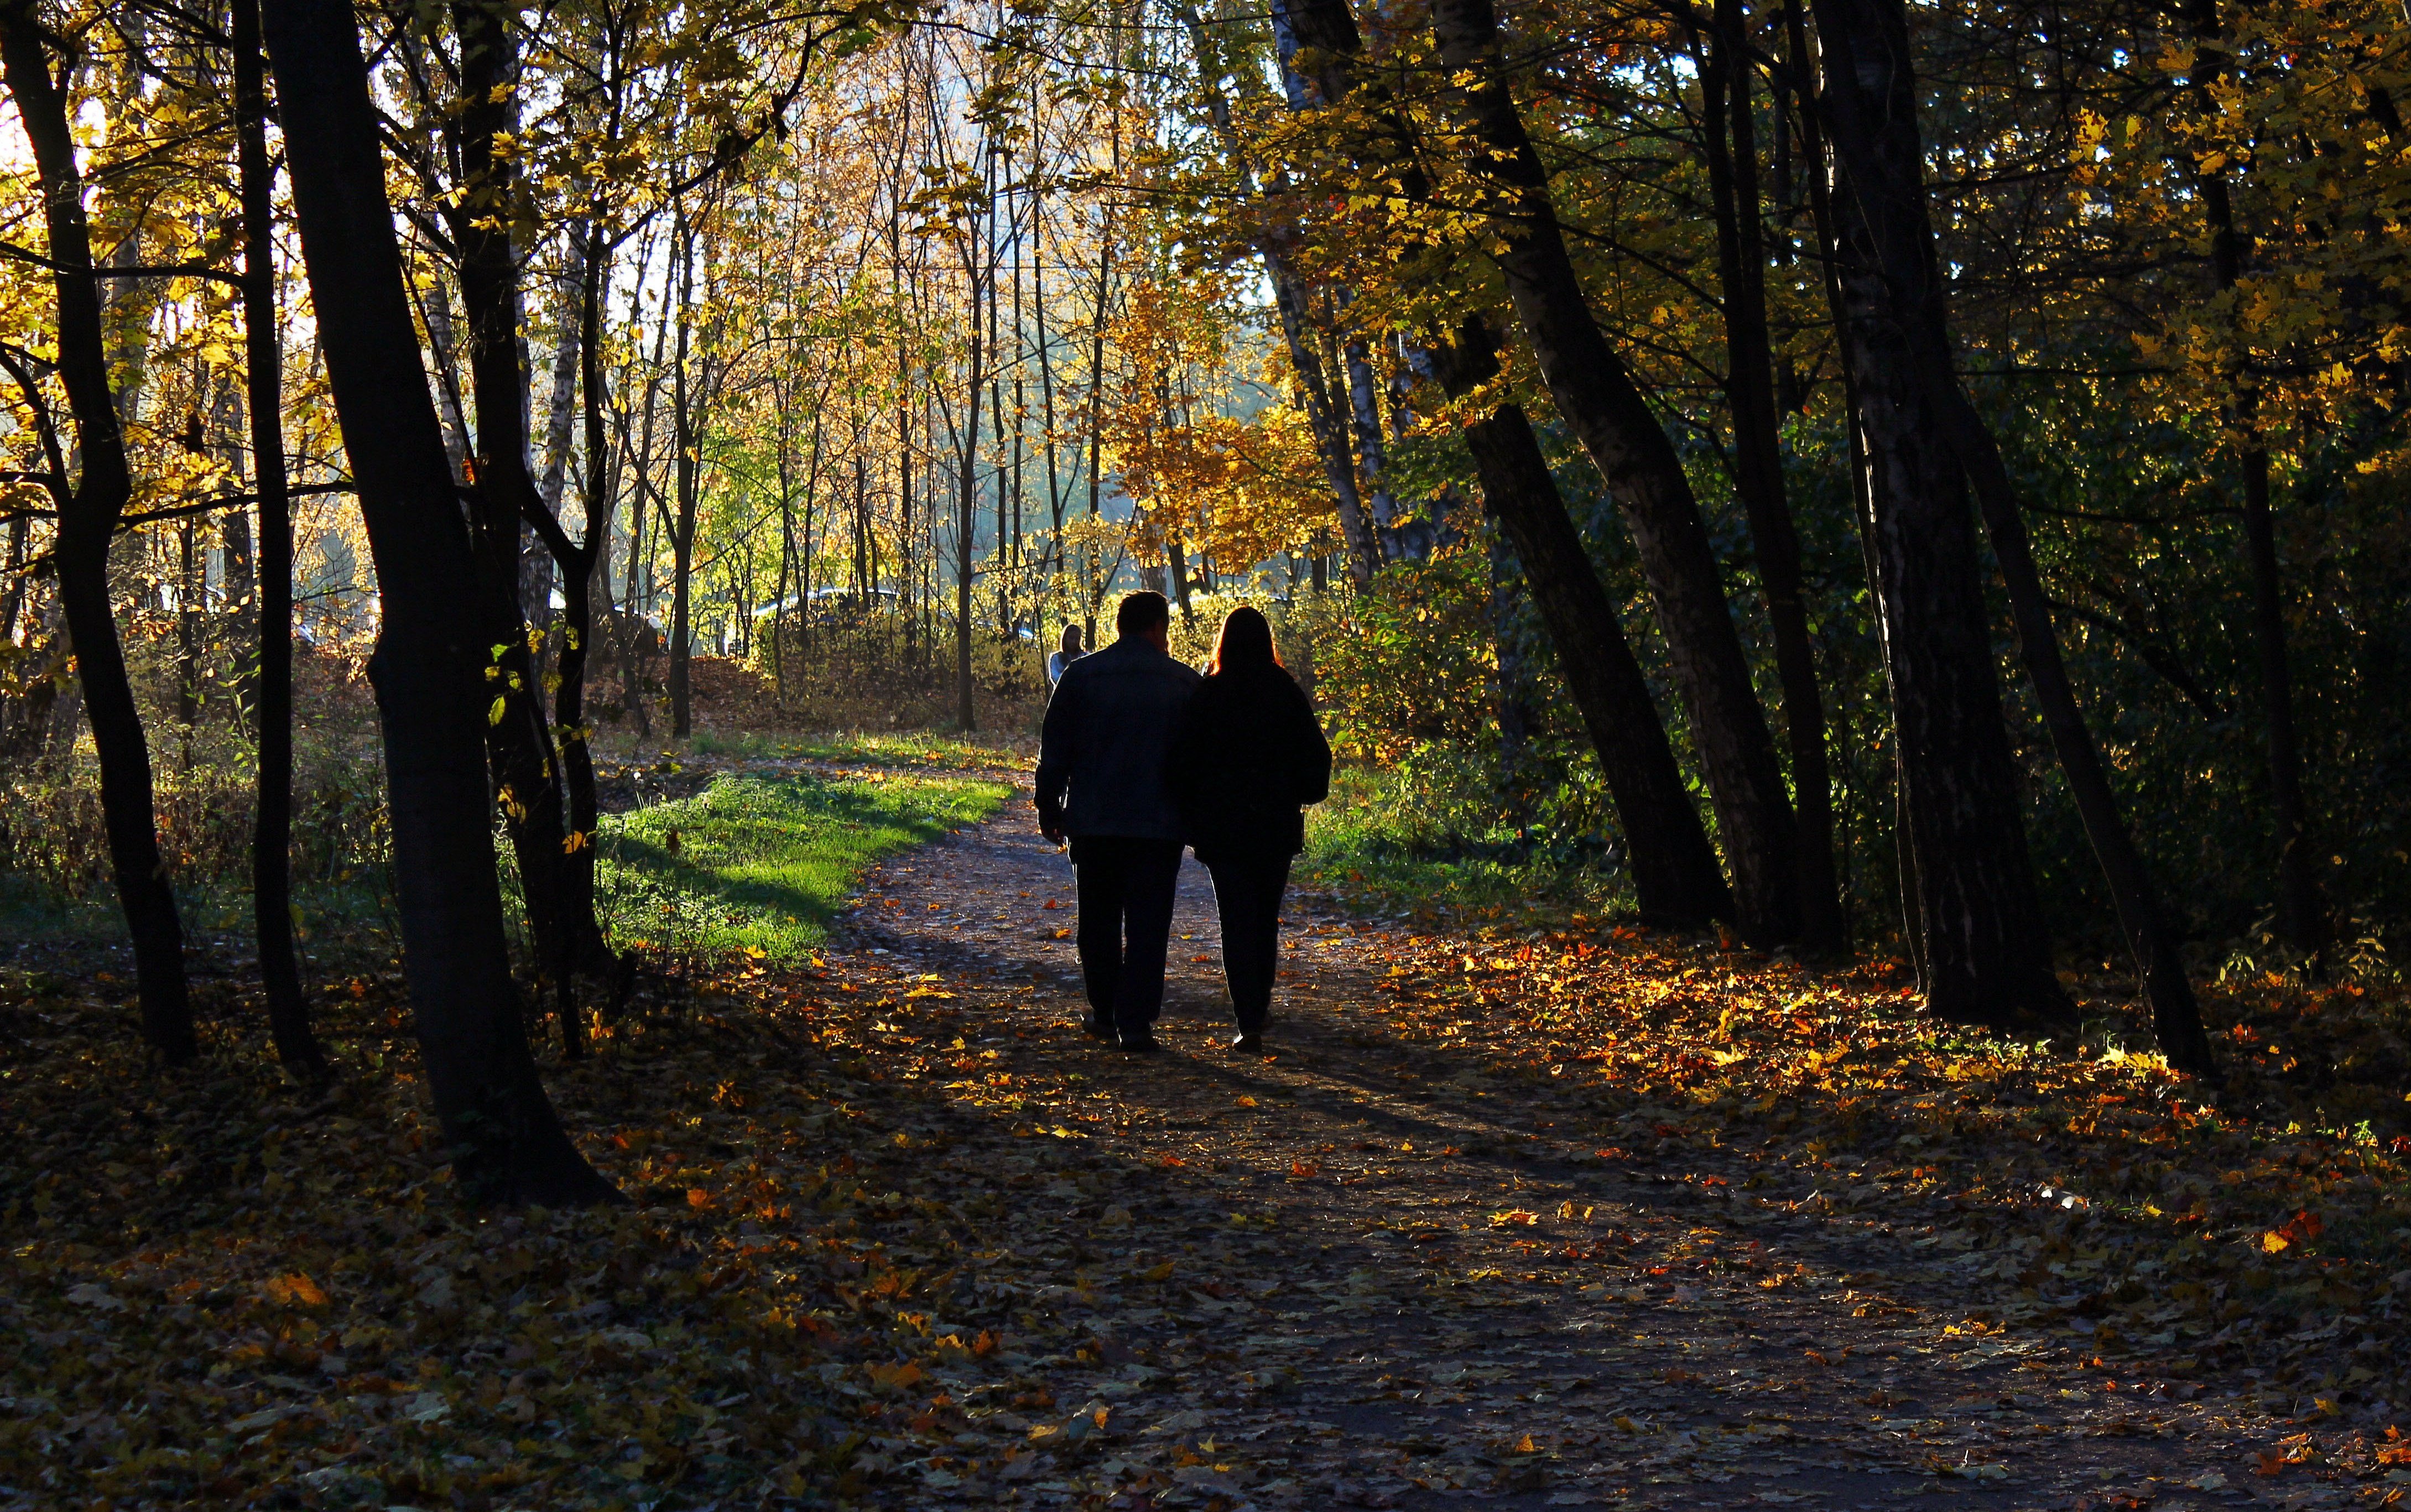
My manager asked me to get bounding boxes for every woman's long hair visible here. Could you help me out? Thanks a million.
[1210,604,1280,676]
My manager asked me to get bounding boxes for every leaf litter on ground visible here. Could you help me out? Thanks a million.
[7,816,2411,1508]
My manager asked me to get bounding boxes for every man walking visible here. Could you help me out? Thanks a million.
[1036,591,1199,1052]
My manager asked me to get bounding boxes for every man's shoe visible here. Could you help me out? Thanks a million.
[1084,1015,1116,1041]
[1230,1032,1263,1055]
[1118,1034,1162,1054]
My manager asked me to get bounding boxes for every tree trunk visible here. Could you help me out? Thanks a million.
[1814,0,2204,1060]
[1943,397,2219,1072]
[1801,0,2211,1061]
[423,276,474,482]
[1267,248,1383,591]
[2185,0,2322,961]
[1783,0,1922,975]
[1807,0,2071,1028]
[1256,0,1385,591]
[670,225,699,739]
[529,268,580,627]
[1430,0,1801,946]
[1429,324,1733,927]
[520,212,626,1022]
[176,518,202,735]
[0,1,195,1063]
[2240,455,2319,958]
[261,0,616,1204]
[449,0,577,1030]
[956,227,985,732]
[235,0,323,1078]
[1701,0,1844,952]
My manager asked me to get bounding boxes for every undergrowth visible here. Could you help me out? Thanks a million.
[1300,743,1637,929]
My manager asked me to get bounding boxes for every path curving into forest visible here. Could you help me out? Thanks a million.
[809,785,2310,1511]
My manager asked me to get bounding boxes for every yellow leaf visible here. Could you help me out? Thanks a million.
[489,695,507,724]
[266,1272,327,1307]
[2261,1230,2290,1254]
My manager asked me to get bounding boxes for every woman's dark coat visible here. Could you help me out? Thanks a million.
[1167,665,1334,863]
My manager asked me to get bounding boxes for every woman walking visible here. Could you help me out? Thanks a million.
[1046,623,1086,687]
[1169,606,1332,1054]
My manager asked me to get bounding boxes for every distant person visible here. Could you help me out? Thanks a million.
[1035,592,1200,1052]
[1046,623,1086,687]
[1168,606,1332,1055]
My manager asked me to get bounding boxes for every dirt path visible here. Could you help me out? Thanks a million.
[811,791,2321,1511]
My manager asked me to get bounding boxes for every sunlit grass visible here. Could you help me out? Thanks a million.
[625,726,1035,769]
[596,769,1008,961]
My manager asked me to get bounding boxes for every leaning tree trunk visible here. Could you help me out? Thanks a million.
[261,0,616,1205]
[235,0,324,1078]
[1942,400,2219,1072]
[1807,0,2072,1029]
[0,2,195,1063]
[1265,0,1736,928]
[1429,323,1733,928]
[1430,0,1801,947]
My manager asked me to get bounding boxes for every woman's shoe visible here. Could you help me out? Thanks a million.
[1230,1032,1263,1054]
[1118,1034,1162,1054]
[1084,1014,1116,1041]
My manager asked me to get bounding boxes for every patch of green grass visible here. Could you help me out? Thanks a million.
[1300,758,1637,929]
[623,727,1033,770]
[596,769,1007,961]
[769,729,1033,769]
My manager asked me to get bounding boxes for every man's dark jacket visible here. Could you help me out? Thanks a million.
[1167,664,1333,863]
[1036,635,1202,841]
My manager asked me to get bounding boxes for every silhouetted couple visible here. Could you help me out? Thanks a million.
[1034,592,1332,1054]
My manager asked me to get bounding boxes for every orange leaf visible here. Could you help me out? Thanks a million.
[265,1273,327,1308]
